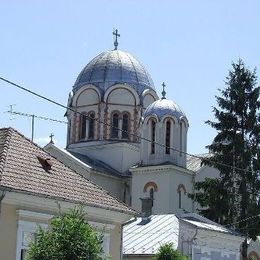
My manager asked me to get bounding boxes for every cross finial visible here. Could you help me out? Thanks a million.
[113,29,120,50]
[49,133,54,144]
[161,82,166,99]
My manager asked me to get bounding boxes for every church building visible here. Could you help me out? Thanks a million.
[45,31,218,216]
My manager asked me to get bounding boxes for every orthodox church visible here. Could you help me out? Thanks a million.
[45,31,218,216]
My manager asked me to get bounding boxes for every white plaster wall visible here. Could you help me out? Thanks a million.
[195,166,219,182]
[68,142,140,174]
[143,94,156,109]
[107,88,136,105]
[169,169,193,214]
[179,221,243,260]
[89,172,125,201]
[76,88,99,106]
[131,169,171,214]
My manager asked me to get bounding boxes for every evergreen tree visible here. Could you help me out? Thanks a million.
[191,59,260,238]
[25,207,104,260]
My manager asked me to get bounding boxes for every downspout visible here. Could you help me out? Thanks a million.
[120,216,137,260]
[182,227,198,260]
[189,227,198,260]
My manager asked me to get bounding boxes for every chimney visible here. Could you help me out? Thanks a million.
[140,197,153,221]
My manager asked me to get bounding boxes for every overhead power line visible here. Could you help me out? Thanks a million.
[0,76,258,175]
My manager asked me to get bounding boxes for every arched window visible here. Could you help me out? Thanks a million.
[180,122,183,156]
[88,112,95,139]
[111,113,119,138]
[149,188,154,200]
[177,184,186,209]
[80,114,87,139]
[149,188,154,206]
[165,120,171,154]
[151,120,156,154]
[122,113,129,139]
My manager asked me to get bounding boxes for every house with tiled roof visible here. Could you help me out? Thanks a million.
[0,127,136,260]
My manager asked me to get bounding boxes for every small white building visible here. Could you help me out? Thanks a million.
[123,213,244,260]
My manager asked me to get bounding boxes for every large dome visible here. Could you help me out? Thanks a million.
[144,99,186,120]
[74,50,155,94]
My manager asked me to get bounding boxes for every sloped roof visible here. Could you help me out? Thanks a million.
[0,127,135,215]
[123,215,179,255]
[186,153,211,172]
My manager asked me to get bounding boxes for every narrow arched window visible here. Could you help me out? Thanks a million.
[180,122,183,156]
[178,190,182,209]
[165,120,171,154]
[122,113,129,139]
[177,184,186,209]
[80,114,87,139]
[150,188,154,206]
[88,112,95,139]
[151,120,156,154]
[111,113,119,138]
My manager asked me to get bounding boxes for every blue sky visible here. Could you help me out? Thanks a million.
[1,0,260,154]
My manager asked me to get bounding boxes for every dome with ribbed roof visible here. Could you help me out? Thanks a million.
[74,50,155,95]
[144,99,187,120]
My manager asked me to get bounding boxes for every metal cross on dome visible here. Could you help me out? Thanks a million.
[162,82,166,99]
[113,29,120,50]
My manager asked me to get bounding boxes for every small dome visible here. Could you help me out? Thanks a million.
[74,50,155,95]
[144,99,186,120]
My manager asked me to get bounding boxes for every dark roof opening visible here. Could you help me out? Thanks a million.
[37,155,53,171]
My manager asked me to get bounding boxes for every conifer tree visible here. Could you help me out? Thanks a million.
[191,59,260,238]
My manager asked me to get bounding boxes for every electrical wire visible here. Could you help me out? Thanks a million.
[1,76,259,176]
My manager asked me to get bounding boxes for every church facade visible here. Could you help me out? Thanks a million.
[45,37,218,216]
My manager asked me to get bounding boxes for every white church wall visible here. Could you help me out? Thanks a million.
[68,142,140,174]
[131,168,171,214]
[195,166,219,182]
[89,171,126,202]
[76,88,100,106]
[168,168,193,214]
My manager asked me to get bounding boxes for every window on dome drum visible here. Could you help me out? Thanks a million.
[151,120,156,154]
[80,114,87,139]
[180,122,183,156]
[165,120,171,154]
[111,113,119,138]
[88,112,95,139]
[122,113,129,139]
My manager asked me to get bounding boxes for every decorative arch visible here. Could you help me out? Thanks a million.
[104,84,140,106]
[73,85,101,107]
[143,181,158,193]
[177,184,187,194]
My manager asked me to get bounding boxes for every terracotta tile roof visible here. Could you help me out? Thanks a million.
[0,127,135,215]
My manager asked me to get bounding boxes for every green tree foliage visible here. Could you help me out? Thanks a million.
[190,59,260,239]
[153,243,188,260]
[26,207,103,260]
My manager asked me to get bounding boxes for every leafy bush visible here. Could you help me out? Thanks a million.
[153,243,188,260]
[26,207,103,260]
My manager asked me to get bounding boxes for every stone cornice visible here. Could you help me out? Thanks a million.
[130,163,194,176]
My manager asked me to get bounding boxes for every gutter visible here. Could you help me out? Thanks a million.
[120,216,137,260]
